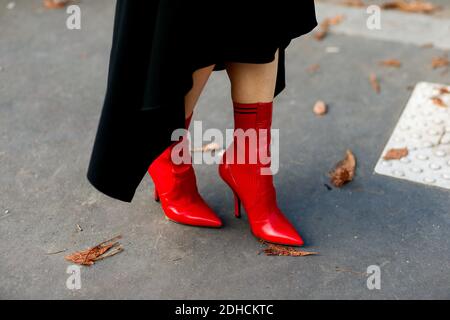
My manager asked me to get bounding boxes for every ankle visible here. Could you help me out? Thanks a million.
[185,112,193,129]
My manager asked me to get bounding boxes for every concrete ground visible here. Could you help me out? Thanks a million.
[318,0,450,18]
[0,0,449,299]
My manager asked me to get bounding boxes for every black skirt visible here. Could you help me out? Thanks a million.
[87,0,317,202]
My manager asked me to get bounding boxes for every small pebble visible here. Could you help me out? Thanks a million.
[326,46,340,53]
[7,2,15,10]
[313,100,328,116]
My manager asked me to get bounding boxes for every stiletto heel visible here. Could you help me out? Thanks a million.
[233,191,241,218]
[154,189,160,202]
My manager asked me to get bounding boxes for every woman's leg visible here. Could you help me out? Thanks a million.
[147,63,222,228]
[225,50,278,103]
[184,65,216,118]
[220,49,304,246]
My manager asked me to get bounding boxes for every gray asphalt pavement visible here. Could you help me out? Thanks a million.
[0,0,449,299]
[318,0,450,18]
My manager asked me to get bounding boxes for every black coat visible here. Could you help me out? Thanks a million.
[87,0,317,202]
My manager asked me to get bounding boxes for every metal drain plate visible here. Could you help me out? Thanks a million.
[375,82,450,189]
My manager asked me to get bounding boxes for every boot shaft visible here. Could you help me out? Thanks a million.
[227,102,273,167]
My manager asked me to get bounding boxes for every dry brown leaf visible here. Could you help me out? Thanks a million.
[342,0,365,7]
[307,64,321,73]
[440,87,450,95]
[431,55,450,69]
[383,147,409,160]
[314,28,329,41]
[381,0,440,14]
[380,59,402,68]
[328,14,345,26]
[370,73,381,94]
[431,96,447,108]
[314,15,345,41]
[65,235,123,266]
[313,100,328,116]
[44,0,71,9]
[260,241,318,257]
[330,150,356,187]
[65,244,112,266]
[421,43,434,48]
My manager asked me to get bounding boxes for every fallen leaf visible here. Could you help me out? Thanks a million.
[440,87,450,95]
[328,14,345,26]
[431,55,449,69]
[383,147,409,160]
[431,96,447,108]
[314,15,345,41]
[381,0,440,14]
[421,43,434,48]
[342,0,365,7]
[260,241,318,257]
[314,28,329,41]
[330,150,356,188]
[370,73,381,94]
[65,235,123,266]
[43,0,71,9]
[307,64,320,73]
[313,100,328,116]
[380,59,402,68]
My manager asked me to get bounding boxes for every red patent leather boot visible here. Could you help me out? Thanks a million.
[219,102,304,246]
[149,114,222,228]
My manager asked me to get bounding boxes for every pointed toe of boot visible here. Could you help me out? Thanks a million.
[274,230,304,247]
[257,228,304,247]
[253,213,304,246]
[189,206,223,228]
[164,201,223,228]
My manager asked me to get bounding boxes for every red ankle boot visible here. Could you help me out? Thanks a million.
[149,114,222,228]
[219,102,304,246]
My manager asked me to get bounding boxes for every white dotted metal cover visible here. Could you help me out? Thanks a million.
[374,82,450,190]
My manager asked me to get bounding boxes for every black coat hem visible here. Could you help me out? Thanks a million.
[87,172,135,203]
